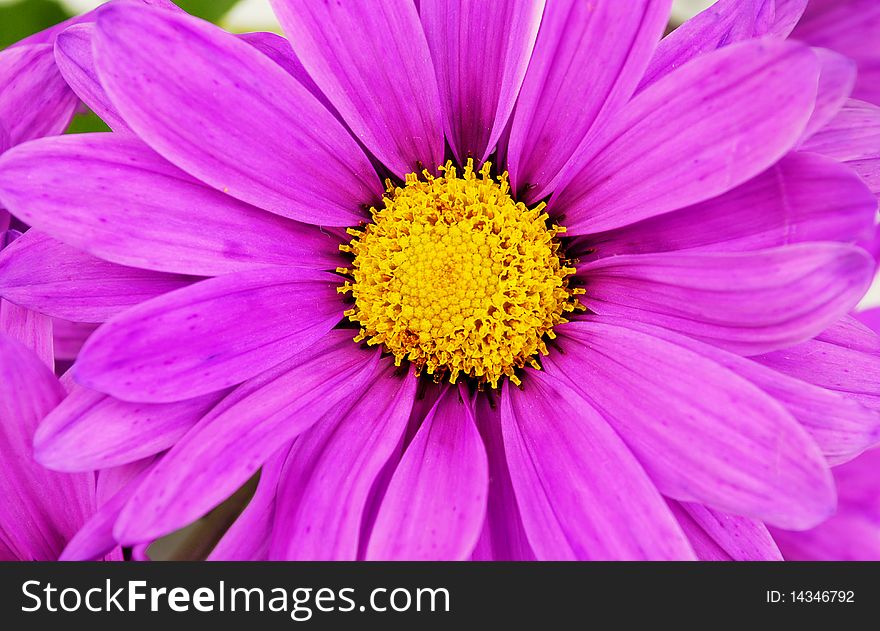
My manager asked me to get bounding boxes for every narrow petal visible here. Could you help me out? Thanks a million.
[800,48,857,141]
[0,134,343,275]
[0,299,53,369]
[93,2,381,226]
[271,366,417,560]
[608,317,880,466]
[801,98,880,161]
[208,444,292,561]
[54,24,129,133]
[76,267,344,402]
[0,334,94,560]
[60,458,155,561]
[668,502,732,561]
[470,392,535,561]
[756,316,880,413]
[271,0,444,177]
[669,501,782,561]
[547,320,835,529]
[639,0,775,91]
[551,39,819,234]
[507,0,670,200]
[0,44,78,145]
[500,371,694,560]
[678,503,782,561]
[114,332,380,543]
[34,386,226,471]
[578,244,873,355]
[0,231,196,322]
[420,0,545,162]
[366,384,488,560]
[574,152,876,258]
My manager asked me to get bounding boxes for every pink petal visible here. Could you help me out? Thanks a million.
[366,384,488,560]
[93,2,381,226]
[271,0,444,177]
[270,365,417,560]
[75,267,344,402]
[420,0,544,162]
[501,372,695,560]
[551,39,819,234]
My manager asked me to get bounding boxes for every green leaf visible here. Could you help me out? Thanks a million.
[174,0,240,23]
[0,0,70,50]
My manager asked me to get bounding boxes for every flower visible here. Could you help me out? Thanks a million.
[1,0,879,560]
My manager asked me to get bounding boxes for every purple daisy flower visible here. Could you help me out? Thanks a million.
[1,0,880,560]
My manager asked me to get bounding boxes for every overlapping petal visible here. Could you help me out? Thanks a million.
[93,2,381,226]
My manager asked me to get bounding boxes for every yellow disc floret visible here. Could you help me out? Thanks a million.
[338,160,583,388]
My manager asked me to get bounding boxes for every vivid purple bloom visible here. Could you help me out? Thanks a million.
[1,0,879,560]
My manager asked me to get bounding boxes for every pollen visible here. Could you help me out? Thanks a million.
[338,160,583,388]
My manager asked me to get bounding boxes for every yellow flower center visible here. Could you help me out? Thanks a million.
[338,160,582,388]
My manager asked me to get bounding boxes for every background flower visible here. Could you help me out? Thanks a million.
[1,0,879,561]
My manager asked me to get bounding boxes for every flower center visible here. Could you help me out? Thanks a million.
[338,160,582,388]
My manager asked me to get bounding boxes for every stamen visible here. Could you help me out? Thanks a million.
[339,160,582,388]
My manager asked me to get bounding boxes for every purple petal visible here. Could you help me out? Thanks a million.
[235,31,337,115]
[501,372,694,559]
[420,0,544,162]
[271,365,416,560]
[578,244,873,355]
[756,316,880,413]
[0,231,196,322]
[470,392,535,561]
[769,0,809,38]
[802,98,880,161]
[271,0,444,177]
[792,0,880,107]
[551,39,819,234]
[75,267,344,402]
[0,44,78,145]
[113,331,380,543]
[93,2,381,226]
[52,319,98,361]
[208,444,292,561]
[0,299,53,369]
[54,24,129,133]
[0,334,94,560]
[34,386,226,471]
[60,458,155,561]
[670,501,782,561]
[507,0,670,201]
[639,0,775,91]
[771,448,880,560]
[608,317,880,466]
[0,134,343,275]
[800,48,857,141]
[802,99,880,195]
[574,152,876,258]
[548,320,836,529]
[366,384,488,560]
